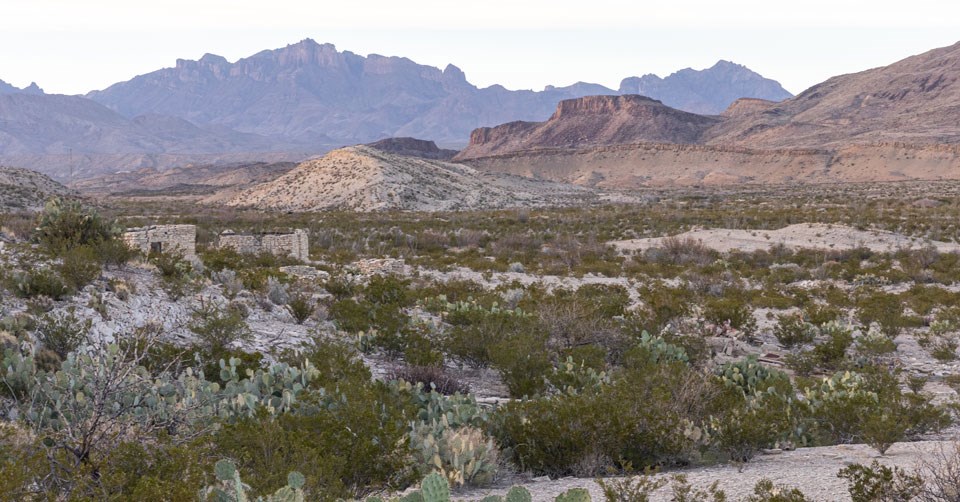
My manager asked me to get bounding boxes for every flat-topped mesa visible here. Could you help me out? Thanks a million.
[365,137,457,160]
[456,95,720,161]
[550,94,666,119]
[721,97,779,118]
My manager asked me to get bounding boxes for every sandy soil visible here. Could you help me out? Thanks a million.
[610,223,960,254]
[454,440,959,501]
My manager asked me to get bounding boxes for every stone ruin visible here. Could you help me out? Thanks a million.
[122,224,197,257]
[217,229,309,261]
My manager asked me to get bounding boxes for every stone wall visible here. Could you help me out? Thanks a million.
[123,225,196,257]
[217,229,309,261]
[217,233,261,255]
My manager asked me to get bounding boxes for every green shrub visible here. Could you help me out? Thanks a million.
[704,297,757,338]
[97,438,213,501]
[786,321,854,374]
[200,459,306,502]
[714,358,797,463]
[857,292,906,338]
[285,292,315,324]
[774,313,815,349]
[188,299,252,355]
[34,198,118,253]
[214,383,414,500]
[151,251,197,299]
[365,274,411,308]
[95,238,138,269]
[802,303,841,326]
[402,330,445,368]
[855,327,898,359]
[444,310,535,368]
[634,284,693,334]
[803,368,949,448]
[596,475,668,502]
[745,479,810,501]
[35,308,91,358]
[323,274,360,301]
[329,298,374,333]
[489,330,551,398]
[9,267,70,300]
[492,361,716,477]
[58,245,102,290]
[574,284,631,318]
[838,461,922,502]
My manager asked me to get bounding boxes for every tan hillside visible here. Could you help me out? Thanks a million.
[71,161,297,203]
[0,166,75,211]
[465,141,960,188]
[226,146,593,212]
[705,41,960,148]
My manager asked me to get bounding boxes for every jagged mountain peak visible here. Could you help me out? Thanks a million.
[0,79,44,95]
[619,60,792,114]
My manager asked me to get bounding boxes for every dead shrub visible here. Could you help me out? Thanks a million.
[388,365,471,395]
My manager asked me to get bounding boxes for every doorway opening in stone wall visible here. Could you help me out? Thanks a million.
[150,242,162,254]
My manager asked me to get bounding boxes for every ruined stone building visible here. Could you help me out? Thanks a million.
[217,229,309,261]
[123,225,197,257]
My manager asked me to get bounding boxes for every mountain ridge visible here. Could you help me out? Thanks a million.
[84,38,792,146]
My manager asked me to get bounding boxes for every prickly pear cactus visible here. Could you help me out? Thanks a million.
[202,459,305,502]
[419,472,450,502]
[554,488,591,502]
[504,486,532,502]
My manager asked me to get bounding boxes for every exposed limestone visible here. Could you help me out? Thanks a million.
[610,223,960,254]
[353,258,406,276]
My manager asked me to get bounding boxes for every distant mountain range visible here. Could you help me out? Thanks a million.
[86,40,790,146]
[0,39,792,178]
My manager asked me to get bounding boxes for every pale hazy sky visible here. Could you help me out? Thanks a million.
[3,0,960,95]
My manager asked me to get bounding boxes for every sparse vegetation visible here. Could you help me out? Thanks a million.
[4,183,960,498]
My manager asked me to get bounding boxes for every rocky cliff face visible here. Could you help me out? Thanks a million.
[456,95,720,160]
[618,61,792,115]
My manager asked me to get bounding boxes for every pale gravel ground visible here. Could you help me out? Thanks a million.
[610,223,960,254]
[454,440,959,501]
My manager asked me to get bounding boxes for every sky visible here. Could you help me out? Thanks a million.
[3,0,960,96]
